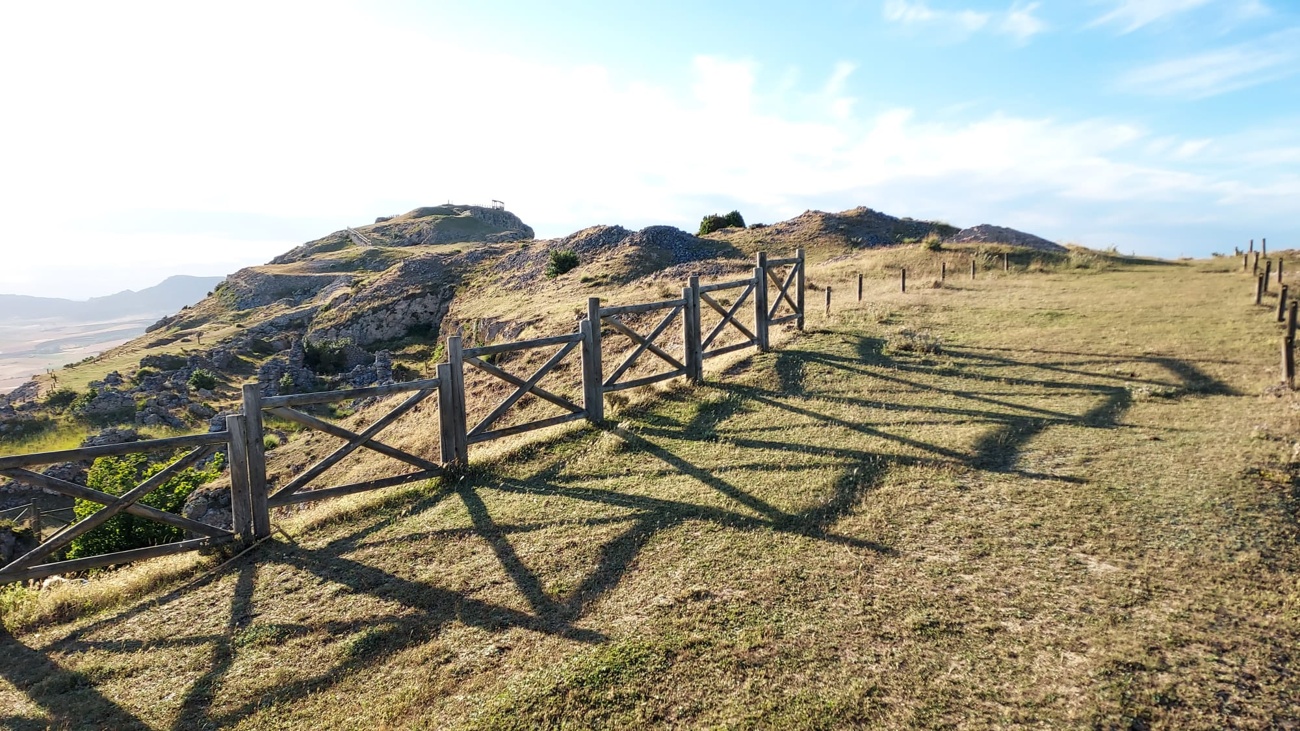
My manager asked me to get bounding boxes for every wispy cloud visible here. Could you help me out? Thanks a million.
[1090,0,1269,33]
[882,0,1047,42]
[1119,28,1300,98]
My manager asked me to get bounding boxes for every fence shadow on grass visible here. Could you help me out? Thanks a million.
[1,328,1235,728]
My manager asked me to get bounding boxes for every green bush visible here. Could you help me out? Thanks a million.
[187,369,218,390]
[66,451,224,560]
[304,339,351,374]
[546,249,580,278]
[698,210,745,236]
[43,388,80,410]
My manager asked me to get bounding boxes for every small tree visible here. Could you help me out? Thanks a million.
[546,249,580,278]
[188,368,218,390]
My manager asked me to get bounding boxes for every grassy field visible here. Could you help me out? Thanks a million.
[3,251,1300,729]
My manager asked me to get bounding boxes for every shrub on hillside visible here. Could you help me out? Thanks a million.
[698,210,746,236]
[304,339,351,374]
[43,388,79,410]
[187,369,218,390]
[546,249,580,278]
[66,451,224,560]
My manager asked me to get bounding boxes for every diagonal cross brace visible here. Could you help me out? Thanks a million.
[1,445,218,573]
[700,285,756,350]
[469,339,580,438]
[767,265,799,319]
[466,355,582,414]
[603,308,685,387]
[0,469,230,539]
[266,407,441,474]
[273,388,436,499]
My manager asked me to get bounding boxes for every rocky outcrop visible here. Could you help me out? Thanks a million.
[948,224,1066,252]
[182,484,234,532]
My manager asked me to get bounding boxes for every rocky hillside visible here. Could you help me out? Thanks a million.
[950,224,1065,252]
[705,206,959,254]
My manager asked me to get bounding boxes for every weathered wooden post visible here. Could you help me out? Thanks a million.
[754,253,770,350]
[1263,238,1268,256]
[795,248,806,331]
[578,317,605,421]
[1250,238,1255,254]
[1278,286,1289,322]
[825,286,831,315]
[941,261,946,281]
[443,336,469,464]
[684,278,702,383]
[1265,260,1273,291]
[1003,253,1009,272]
[1254,252,1260,275]
[1288,301,1298,342]
[1284,336,1295,390]
[1279,258,1284,284]
[240,383,270,539]
[901,268,907,293]
[971,259,977,280]
[857,273,863,302]
[226,413,254,542]
[26,503,40,540]
[1256,275,1266,305]
[1243,252,1249,271]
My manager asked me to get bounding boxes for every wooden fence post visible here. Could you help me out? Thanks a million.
[1256,275,1266,305]
[1288,301,1297,341]
[825,286,831,315]
[585,297,605,421]
[1003,253,1009,272]
[754,253,770,351]
[1265,260,1272,291]
[684,278,701,383]
[240,383,271,539]
[27,503,40,540]
[444,336,469,464]
[901,268,907,293]
[1279,259,1284,284]
[795,248,806,331]
[971,259,977,280]
[1278,286,1289,322]
[1263,238,1267,256]
[857,273,863,302]
[1243,252,1249,271]
[1254,252,1260,275]
[226,413,254,542]
[1250,238,1255,253]
[1284,337,1294,390]
[941,261,946,282]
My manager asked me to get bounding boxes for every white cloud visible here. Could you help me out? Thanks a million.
[883,0,1047,42]
[1090,0,1271,33]
[1119,28,1300,97]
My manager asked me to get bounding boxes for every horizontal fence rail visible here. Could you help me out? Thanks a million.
[0,249,805,582]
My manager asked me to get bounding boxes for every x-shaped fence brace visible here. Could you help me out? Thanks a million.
[464,337,585,445]
[264,395,443,507]
[699,282,758,355]
[602,303,686,392]
[0,444,233,577]
[767,262,801,321]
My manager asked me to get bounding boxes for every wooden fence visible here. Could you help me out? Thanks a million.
[0,250,806,584]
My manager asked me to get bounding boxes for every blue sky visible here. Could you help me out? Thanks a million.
[1,0,1297,298]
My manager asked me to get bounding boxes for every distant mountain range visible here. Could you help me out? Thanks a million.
[0,275,225,322]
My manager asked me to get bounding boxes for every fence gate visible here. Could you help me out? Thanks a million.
[589,293,692,403]
[244,379,444,515]
[0,429,243,583]
[762,248,806,331]
[442,327,591,462]
[691,271,763,361]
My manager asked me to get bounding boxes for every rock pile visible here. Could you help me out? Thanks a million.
[948,224,1066,252]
